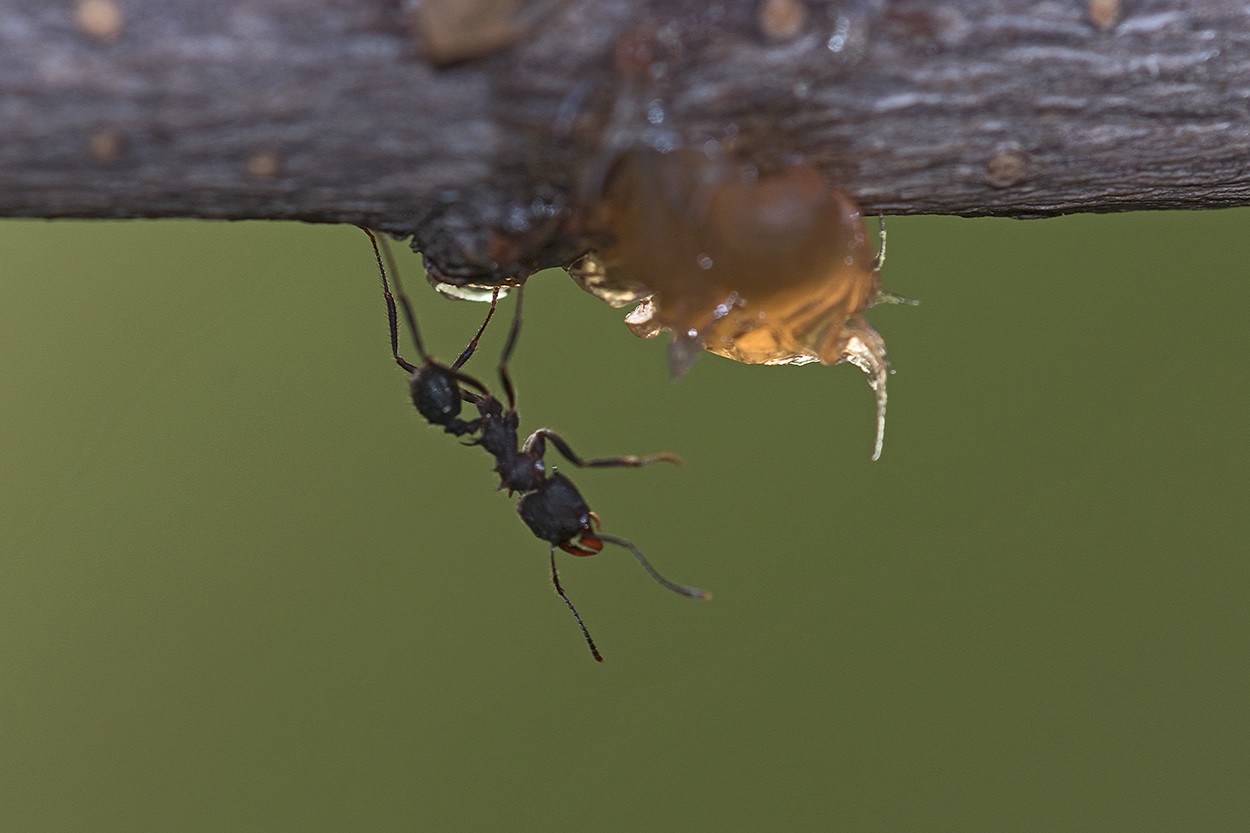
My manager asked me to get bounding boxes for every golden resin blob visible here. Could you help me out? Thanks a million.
[572,148,904,460]
[411,0,566,64]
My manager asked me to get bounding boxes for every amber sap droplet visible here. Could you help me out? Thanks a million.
[758,0,809,42]
[1088,0,1121,31]
[592,149,897,460]
[76,0,123,42]
[411,0,565,64]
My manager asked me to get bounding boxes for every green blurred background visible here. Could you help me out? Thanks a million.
[1,213,1246,831]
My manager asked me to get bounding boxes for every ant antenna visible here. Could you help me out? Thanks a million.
[550,548,604,663]
[597,534,711,600]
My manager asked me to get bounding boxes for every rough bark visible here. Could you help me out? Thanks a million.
[2,0,1248,282]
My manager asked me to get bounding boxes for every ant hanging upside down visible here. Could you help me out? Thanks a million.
[360,228,709,662]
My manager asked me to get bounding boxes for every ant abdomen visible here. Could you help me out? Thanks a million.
[411,365,465,430]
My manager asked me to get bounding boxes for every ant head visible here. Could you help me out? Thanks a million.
[517,473,602,555]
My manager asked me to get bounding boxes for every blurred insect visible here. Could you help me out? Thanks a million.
[360,228,710,662]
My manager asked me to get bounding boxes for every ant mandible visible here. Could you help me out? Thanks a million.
[360,228,710,662]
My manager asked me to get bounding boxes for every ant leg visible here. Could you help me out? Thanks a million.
[597,534,711,601]
[497,284,525,410]
[362,229,496,397]
[360,227,418,373]
[451,288,501,370]
[525,429,682,468]
[375,231,434,365]
[550,547,604,663]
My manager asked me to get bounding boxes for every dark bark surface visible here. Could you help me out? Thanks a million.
[2,0,1249,281]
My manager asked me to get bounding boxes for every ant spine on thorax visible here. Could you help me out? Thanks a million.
[360,228,709,662]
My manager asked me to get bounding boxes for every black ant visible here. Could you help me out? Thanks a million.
[360,228,709,662]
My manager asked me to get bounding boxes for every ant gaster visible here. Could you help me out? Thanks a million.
[361,228,710,662]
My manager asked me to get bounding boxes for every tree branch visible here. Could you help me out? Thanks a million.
[3,0,1249,281]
